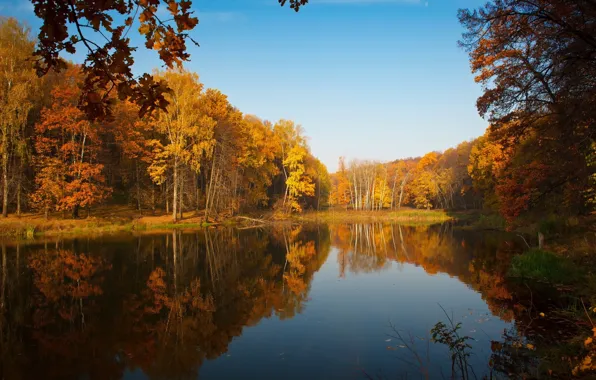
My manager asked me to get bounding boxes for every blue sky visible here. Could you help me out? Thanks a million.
[1,0,487,172]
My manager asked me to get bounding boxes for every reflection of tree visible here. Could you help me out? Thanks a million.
[0,225,331,379]
[331,224,519,322]
[274,224,330,319]
[26,247,116,379]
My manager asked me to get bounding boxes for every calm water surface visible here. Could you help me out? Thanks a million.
[0,223,524,379]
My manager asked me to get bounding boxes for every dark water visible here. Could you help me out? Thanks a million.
[0,223,525,379]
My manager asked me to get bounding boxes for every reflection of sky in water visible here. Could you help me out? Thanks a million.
[199,246,512,380]
[4,224,519,380]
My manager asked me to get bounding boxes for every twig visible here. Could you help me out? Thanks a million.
[582,298,594,327]
[517,234,532,249]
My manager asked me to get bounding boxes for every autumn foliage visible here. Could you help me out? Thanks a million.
[0,17,329,220]
[30,67,111,218]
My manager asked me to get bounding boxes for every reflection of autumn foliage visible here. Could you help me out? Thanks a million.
[284,240,316,296]
[29,249,110,320]
[3,227,330,379]
[24,248,115,379]
[331,224,517,322]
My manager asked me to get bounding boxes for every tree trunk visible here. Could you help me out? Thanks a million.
[390,172,398,210]
[398,172,410,209]
[16,177,21,217]
[165,182,169,214]
[72,204,80,219]
[196,172,200,211]
[2,147,8,218]
[179,170,184,221]
[205,156,217,220]
[172,158,178,222]
[151,185,155,215]
[136,161,141,213]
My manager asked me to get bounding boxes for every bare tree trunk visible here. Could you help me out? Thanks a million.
[16,176,21,217]
[205,155,217,220]
[2,146,8,218]
[165,182,170,214]
[172,158,178,222]
[390,172,398,210]
[136,160,141,213]
[196,172,200,212]
[151,184,156,215]
[179,170,184,221]
[398,172,410,209]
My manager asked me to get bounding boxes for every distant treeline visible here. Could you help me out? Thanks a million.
[330,0,596,228]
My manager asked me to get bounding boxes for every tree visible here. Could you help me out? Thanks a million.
[0,18,37,217]
[330,157,351,209]
[237,115,280,210]
[459,0,596,221]
[112,100,155,212]
[30,66,111,218]
[284,145,315,212]
[410,152,440,209]
[148,69,215,221]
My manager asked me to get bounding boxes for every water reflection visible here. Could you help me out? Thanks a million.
[333,224,518,322]
[0,223,524,379]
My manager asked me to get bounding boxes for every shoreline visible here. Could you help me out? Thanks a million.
[0,207,467,239]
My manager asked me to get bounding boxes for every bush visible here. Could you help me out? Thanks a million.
[508,249,584,285]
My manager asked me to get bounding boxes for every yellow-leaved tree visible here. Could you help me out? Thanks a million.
[411,152,440,209]
[284,145,315,212]
[0,18,37,217]
[148,69,216,221]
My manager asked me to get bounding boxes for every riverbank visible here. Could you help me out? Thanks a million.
[281,208,457,224]
[0,206,465,238]
[0,206,216,238]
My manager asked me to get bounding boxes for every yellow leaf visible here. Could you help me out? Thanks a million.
[586,337,593,346]
[526,343,534,350]
[539,312,545,317]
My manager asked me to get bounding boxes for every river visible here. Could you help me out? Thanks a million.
[0,223,526,379]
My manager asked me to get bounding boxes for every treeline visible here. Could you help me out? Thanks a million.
[329,141,477,211]
[331,0,596,228]
[0,17,330,221]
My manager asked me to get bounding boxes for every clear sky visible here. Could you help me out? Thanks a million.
[1,0,488,172]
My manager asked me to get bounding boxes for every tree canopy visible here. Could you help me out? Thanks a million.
[29,0,309,120]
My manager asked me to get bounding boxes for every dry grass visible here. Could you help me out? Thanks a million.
[0,206,459,239]
[287,208,454,224]
[0,205,213,239]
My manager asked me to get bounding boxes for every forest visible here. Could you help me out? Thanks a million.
[0,17,330,222]
[1,0,596,378]
[2,0,595,231]
[328,0,595,229]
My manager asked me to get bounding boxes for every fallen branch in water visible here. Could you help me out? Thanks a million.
[233,216,270,224]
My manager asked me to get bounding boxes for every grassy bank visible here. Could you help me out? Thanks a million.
[286,208,454,224]
[0,206,219,239]
[0,206,463,239]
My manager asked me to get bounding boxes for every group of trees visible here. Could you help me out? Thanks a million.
[458,0,596,226]
[0,17,329,221]
[331,0,596,227]
[329,141,478,211]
